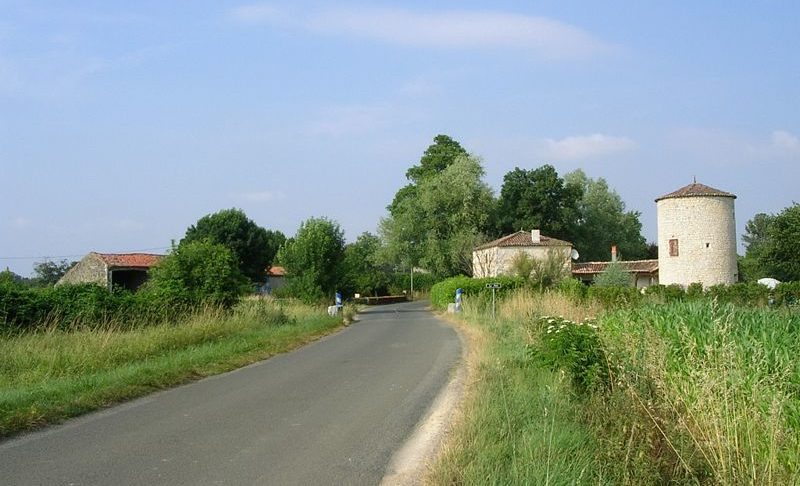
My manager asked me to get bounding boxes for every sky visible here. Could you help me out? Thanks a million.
[2,1,799,276]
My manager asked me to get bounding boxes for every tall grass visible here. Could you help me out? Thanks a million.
[429,290,800,485]
[0,298,342,437]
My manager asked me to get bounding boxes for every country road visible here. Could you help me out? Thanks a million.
[0,300,461,485]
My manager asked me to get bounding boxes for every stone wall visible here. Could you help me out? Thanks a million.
[657,196,737,287]
[57,253,108,287]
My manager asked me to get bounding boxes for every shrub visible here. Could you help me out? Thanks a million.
[686,282,704,298]
[593,261,633,287]
[706,282,769,306]
[557,278,587,301]
[429,275,525,309]
[774,281,800,306]
[534,315,610,394]
[142,240,249,308]
[587,285,641,308]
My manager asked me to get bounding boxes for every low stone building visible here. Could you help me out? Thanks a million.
[572,259,659,289]
[262,265,286,294]
[472,230,572,278]
[57,252,163,291]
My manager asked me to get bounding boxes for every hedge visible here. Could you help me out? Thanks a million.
[429,275,525,309]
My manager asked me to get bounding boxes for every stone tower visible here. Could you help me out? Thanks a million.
[656,182,737,287]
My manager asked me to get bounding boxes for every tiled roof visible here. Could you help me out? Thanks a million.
[267,265,285,277]
[655,182,736,202]
[572,259,659,275]
[94,252,163,268]
[475,231,572,250]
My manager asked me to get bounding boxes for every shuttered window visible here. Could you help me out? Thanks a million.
[669,239,679,257]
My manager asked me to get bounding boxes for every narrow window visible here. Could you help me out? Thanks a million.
[669,239,679,257]
[705,243,710,248]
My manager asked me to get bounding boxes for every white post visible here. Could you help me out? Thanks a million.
[410,265,414,301]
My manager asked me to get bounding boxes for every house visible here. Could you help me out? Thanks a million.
[472,229,573,278]
[572,259,659,289]
[56,252,163,291]
[262,265,286,294]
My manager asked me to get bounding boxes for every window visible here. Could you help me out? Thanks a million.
[669,238,679,257]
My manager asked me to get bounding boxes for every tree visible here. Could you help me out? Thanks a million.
[593,261,633,287]
[340,232,392,297]
[182,208,280,284]
[739,212,775,281]
[381,155,494,277]
[277,217,346,302]
[757,204,800,281]
[143,240,249,308]
[564,170,648,262]
[495,165,582,241]
[32,259,76,286]
[389,135,468,216]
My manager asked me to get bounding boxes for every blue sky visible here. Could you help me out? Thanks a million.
[2,1,798,275]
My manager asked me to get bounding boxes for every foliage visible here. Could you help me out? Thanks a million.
[183,208,281,284]
[387,271,437,296]
[759,204,800,281]
[565,169,648,262]
[557,277,588,301]
[429,275,524,309]
[381,154,494,278]
[340,232,392,297]
[32,259,76,287]
[592,261,633,287]
[705,282,770,306]
[144,240,249,308]
[277,217,345,303]
[535,315,610,393]
[586,285,641,308]
[494,165,581,241]
[509,251,535,280]
[774,282,800,306]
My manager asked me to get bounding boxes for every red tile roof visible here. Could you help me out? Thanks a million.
[655,182,736,202]
[572,259,658,275]
[267,266,285,277]
[94,252,164,268]
[475,231,572,250]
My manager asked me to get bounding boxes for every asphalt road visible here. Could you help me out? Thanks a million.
[0,300,461,485]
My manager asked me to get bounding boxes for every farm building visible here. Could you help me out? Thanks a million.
[472,229,572,278]
[656,181,737,287]
[262,265,286,294]
[572,259,659,289]
[56,252,163,292]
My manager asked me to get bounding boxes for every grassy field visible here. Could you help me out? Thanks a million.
[0,298,344,437]
[429,290,800,485]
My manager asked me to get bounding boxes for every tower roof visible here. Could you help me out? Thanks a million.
[655,182,736,202]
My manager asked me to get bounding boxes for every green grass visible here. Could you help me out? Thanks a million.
[429,295,614,485]
[429,291,800,485]
[0,298,343,437]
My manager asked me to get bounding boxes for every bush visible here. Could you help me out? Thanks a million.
[387,272,438,296]
[534,315,610,394]
[593,262,633,287]
[774,282,800,306]
[686,282,704,298]
[706,282,769,306]
[587,286,641,308]
[557,278,587,301]
[429,275,525,309]
[142,240,249,308]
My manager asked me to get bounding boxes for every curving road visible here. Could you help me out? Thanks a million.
[0,300,461,485]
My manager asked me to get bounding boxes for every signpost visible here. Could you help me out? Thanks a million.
[486,283,501,319]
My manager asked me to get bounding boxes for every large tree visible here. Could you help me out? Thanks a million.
[381,154,494,277]
[564,170,648,262]
[182,208,281,284]
[32,259,76,286]
[340,232,392,297]
[749,204,800,281]
[277,217,346,302]
[388,135,468,216]
[494,165,582,241]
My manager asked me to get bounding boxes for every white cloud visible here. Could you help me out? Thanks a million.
[230,5,610,59]
[234,191,285,203]
[538,134,637,161]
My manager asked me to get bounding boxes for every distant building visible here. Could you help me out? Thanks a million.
[656,182,737,287]
[572,259,659,289]
[262,265,286,294]
[57,252,163,291]
[472,230,572,278]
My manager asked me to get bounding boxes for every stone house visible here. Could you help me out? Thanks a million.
[57,252,163,292]
[262,265,286,294]
[472,230,573,278]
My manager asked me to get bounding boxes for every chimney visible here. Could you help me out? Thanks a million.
[531,229,541,243]
[611,245,618,262]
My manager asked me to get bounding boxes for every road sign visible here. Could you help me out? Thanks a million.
[486,283,502,289]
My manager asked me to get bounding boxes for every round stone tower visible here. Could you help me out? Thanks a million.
[656,182,737,287]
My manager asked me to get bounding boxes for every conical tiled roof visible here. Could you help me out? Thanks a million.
[655,182,736,202]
